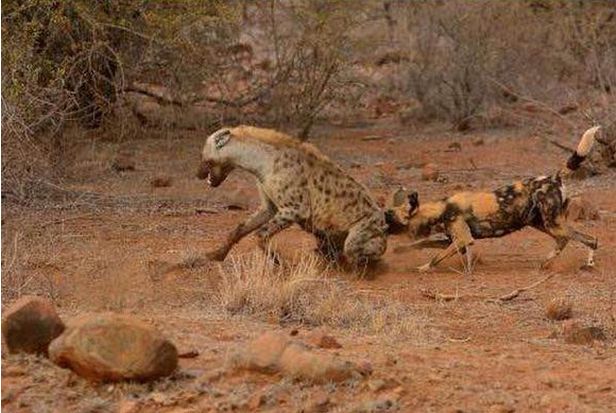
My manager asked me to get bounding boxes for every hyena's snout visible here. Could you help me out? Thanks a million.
[196,161,232,187]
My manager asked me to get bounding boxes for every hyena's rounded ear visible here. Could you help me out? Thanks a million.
[214,129,231,149]
[389,186,408,207]
[408,191,419,210]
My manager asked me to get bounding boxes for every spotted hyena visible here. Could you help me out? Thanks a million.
[196,125,387,268]
[385,126,601,272]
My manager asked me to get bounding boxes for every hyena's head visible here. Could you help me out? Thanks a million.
[384,187,420,234]
[197,128,236,187]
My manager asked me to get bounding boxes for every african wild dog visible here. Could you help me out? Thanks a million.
[197,126,387,268]
[385,126,601,272]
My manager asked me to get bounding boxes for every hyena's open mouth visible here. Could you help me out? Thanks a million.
[196,161,231,187]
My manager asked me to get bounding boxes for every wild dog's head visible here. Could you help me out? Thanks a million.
[384,187,420,234]
[385,187,437,237]
[197,128,236,187]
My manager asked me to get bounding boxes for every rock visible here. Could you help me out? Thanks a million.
[546,298,573,321]
[278,342,356,383]
[2,296,65,355]
[49,313,178,382]
[303,389,331,413]
[232,331,359,383]
[421,163,439,181]
[472,137,485,146]
[230,331,290,372]
[566,196,600,221]
[305,328,342,349]
[358,360,374,376]
[562,320,606,345]
[111,155,135,172]
[351,398,396,413]
[116,400,140,413]
[150,176,173,188]
[222,189,251,210]
[447,142,462,151]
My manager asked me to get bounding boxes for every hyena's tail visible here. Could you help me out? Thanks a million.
[564,126,601,172]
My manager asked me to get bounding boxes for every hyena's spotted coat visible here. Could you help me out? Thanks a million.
[386,126,601,272]
[197,125,387,268]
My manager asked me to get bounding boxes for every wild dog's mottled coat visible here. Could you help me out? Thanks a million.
[197,125,387,267]
[386,126,601,272]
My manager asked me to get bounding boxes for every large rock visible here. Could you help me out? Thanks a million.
[49,313,178,382]
[231,332,358,383]
[2,296,65,354]
[278,342,356,383]
[231,331,290,372]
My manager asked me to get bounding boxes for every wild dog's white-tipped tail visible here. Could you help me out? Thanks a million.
[566,125,601,171]
[576,125,601,157]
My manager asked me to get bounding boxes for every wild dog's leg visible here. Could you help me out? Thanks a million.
[206,205,276,261]
[393,234,452,254]
[255,209,297,263]
[418,219,474,273]
[538,223,570,269]
[569,227,598,267]
[343,218,387,271]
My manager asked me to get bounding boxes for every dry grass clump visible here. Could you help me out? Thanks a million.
[546,297,573,321]
[214,251,430,339]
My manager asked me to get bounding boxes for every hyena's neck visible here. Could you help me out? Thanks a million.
[228,141,275,181]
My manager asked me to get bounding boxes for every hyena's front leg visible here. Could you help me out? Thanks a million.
[343,218,387,271]
[255,209,297,263]
[206,206,276,261]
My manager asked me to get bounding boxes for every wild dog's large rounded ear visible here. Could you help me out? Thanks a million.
[214,129,231,149]
[408,191,419,211]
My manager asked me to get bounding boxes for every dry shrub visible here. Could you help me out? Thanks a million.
[214,251,431,339]
[546,297,573,321]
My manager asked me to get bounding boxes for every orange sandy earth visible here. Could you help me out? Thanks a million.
[2,121,615,412]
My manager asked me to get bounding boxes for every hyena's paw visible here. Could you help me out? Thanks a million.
[417,263,432,273]
[206,248,228,262]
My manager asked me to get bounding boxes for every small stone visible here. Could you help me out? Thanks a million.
[116,399,140,413]
[151,176,173,188]
[111,155,135,172]
[305,328,342,349]
[546,297,573,320]
[2,295,65,355]
[49,313,178,382]
[562,320,606,344]
[472,137,485,146]
[248,392,268,410]
[421,163,439,181]
[304,389,331,413]
[566,197,600,221]
[357,360,374,376]
[369,379,387,392]
[448,142,462,151]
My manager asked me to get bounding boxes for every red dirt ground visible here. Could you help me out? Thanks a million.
[2,120,615,412]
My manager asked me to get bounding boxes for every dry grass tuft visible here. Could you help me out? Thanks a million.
[213,251,432,340]
[546,297,573,321]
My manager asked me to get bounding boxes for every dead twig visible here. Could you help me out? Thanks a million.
[486,273,555,303]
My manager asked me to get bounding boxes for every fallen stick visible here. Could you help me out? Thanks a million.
[486,273,555,303]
